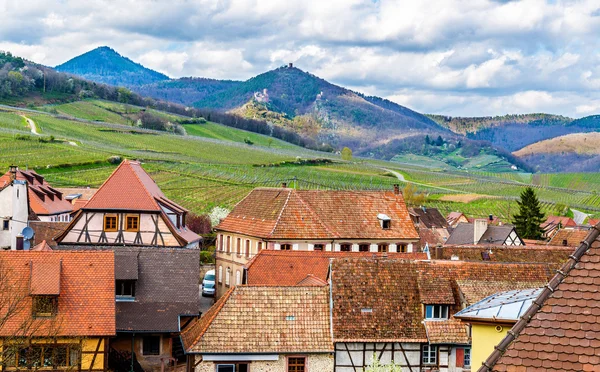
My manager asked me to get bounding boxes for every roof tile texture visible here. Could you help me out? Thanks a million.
[425,319,469,344]
[182,286,333,353]
[0,251,115,337]
[30,260,61,295]
[217,188,419,240]
[436,246,571,267]
[246,250,427,286]
[331,258,553,342]
[492,237,600,371]
[549,229,590,247]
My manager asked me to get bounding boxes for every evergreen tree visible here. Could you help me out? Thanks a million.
[513,187,545,239]
[425,135,430,145]
[435,135,444,146]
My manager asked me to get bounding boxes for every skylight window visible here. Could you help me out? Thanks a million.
[286,315,296,321]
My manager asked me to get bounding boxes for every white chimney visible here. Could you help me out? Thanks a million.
[474,219,488,244]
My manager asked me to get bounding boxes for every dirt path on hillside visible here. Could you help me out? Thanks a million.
[382,168,465,194]
[22,115,40,135]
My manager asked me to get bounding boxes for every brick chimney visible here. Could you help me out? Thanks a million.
[281,182,287,188]
[474,219,488,244]
[393,184,400,195]
[9,165,17,182]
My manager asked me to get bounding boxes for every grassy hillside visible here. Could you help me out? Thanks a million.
[514,132,600,156]
[56,46,169,86]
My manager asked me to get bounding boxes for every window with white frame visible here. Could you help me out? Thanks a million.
[225,267,231,286]
[422,344,437,365]
[425,305,449,320]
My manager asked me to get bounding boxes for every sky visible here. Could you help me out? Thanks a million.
[1,0,600,117]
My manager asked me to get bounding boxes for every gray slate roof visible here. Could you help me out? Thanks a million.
[445,223,516,245]
[410,207,449,229]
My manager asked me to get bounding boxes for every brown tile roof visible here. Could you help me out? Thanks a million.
[541,215,578,230]
[410,207,449,229]
[424,319,469,344]
[216,188,419,240]
[330,258,554,343]
[0,169,73,216]
[549,228,589,247]
[181,286,333,354]
[418,275,455,304]
[246,250,428,286]
[419,227,449,247]
[0,251,115,337]
[30,221,68,248]
[435,245,572,267]
[480,226,600,372]
[30,260,61,295]
[296,274,328,286]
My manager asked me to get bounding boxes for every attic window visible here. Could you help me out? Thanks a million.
[286,315,296,321]
[562,239,568,246]
[361,308,373,314]
[313,244,324,251]
[425,305,449,320]
[378,213,391,229]
[32,296,58,318]
[280,244,292,251]
[340,243,351,252]
[378,243,388,253]
[359,244,369,252]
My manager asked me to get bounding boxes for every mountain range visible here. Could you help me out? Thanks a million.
[24,46,600,171]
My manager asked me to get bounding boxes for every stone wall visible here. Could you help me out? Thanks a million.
[194,353,334,372]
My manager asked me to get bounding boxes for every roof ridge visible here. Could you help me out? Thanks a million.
[479,224,600,372]
[127,160,161,210]
[184,286,235,351]
[267,189,293,239]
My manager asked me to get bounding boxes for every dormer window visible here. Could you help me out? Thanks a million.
[425,305,449,320]
[116,280,136,300]
[378,214,391,229]
[280,244,292,251]
[32,296,58,318]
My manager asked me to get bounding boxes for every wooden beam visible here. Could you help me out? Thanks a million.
[343,342,358,372]
[88,338,102,372]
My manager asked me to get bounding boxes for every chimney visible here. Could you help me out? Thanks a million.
[281,182,287,188]
[474,219,488,244]
[9,165,17,181]
[16,235,24,251]
[288,62,293,68]
[393,184,400,195]
[489,214,493,222]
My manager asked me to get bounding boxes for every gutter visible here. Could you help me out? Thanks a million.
[328,260,334,341]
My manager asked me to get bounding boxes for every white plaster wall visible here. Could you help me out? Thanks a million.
[0,185,13,249]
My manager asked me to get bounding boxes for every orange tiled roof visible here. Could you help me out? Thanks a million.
[83,160,168,211]
[0,251,115,337]
[541,215,577,230]
[330,258,554,343]
[181,286,333,353]
[31,240,53,251]
[30,260,61,295]
[483,226,600,372]
[549,228,589,247]
[216,188,419,240]
[0,169,73,216]
[246,250,427,286]
[424,318,469,344]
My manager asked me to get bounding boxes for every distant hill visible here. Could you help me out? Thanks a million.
[55,46,169,86]
[514,132,600,172]
[428,113,600,152]
[135,77,240,106]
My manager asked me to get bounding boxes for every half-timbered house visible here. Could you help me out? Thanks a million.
[445,220,524,246]
[55,160,200,248]
[0,250,115,371]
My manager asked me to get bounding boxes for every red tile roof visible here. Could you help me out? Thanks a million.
[31,240,53,251]
[0,169,73,216]
[246,250,427,286]
[480,226,600,372]
[330,258,554,343]
[181,286,333,353]
[83,160,167,211]
[0,251,115,337]
[541,215,577,230]
[30,260,61,295]
[217,188,419,240]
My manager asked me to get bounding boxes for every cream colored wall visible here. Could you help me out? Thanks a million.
[194,353,334,372]
[471,323,509,369]
[61,211,181,246]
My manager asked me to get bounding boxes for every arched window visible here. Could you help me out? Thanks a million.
[225,267,231,286]
[236,270,241,285]
[218,266,223,283]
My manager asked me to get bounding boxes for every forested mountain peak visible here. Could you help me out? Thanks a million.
[55,46,169,87]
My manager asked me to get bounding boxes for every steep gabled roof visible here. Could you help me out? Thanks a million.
[410,207,449,229]
[216,188,419,240]
[541,215,577,230]
[181,286,333,354]
[549,228,589,247]
[445,223,518,246]
[0,251,115,337]
[0,169,73,216]
[83,160,166,211]
[480,225,600,372]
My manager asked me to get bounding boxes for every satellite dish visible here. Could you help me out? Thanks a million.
[22,226,34,240]
[23,240,31,251]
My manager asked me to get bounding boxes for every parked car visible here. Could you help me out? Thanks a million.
[202,282,216,297]
[202,269,216,297]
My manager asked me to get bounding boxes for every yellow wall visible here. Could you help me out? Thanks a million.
[471,323,509,369]
[0,337,106,371]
